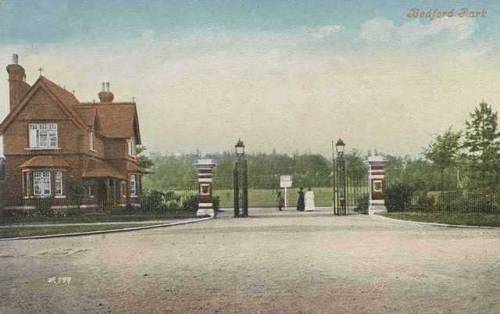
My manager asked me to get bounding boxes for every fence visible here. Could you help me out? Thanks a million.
[383,184,500,214]
[1,192,200,219]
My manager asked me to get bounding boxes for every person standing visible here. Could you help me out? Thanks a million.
[296,187,305,211]
[305,187,315,211]
[276,190,285,211]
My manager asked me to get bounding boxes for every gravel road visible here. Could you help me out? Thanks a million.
[1,208,499,313]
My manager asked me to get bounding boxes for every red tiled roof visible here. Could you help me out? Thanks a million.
[0,76,88,133]
[75,107,97,127]
[83,159,126,180]
[0,75,141,146]
[127,162,144,173]
[40,77,80,107]
[20,156,70,169]
[79,103,141,143]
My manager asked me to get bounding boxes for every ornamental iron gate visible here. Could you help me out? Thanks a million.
[333,166,369,215]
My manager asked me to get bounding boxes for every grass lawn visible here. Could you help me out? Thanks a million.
[384,212,500,227]
[0,211,196,226]
[0,223,164,239]
[215,187,336,208]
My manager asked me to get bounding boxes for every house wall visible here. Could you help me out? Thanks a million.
[3,155,83,206]
[104,138,126,159]
[2,88,88,206]
[4,88,85,155]
[1,83,143,211]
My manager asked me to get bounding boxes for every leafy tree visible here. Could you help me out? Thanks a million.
[136,145,154,169]
[463,102,500,189]
[424,128,461,190]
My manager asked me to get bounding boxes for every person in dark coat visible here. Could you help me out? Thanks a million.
[296,187,305,211]
[276,190,285,211]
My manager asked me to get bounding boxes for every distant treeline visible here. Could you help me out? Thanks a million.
[143,151,369,191]
[142,150,465,194]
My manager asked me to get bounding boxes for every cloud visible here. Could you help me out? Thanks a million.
[1,27,499,157]
[360,16,478,45]
[360,18,395,43]
[308,25,343,39]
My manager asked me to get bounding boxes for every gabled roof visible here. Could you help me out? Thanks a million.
[41,76,80,107]
[0,76,88,134]
[79,102,141,144]
[75,107,97,128]
[0,75,142,145]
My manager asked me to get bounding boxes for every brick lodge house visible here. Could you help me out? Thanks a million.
[0,54,144,211]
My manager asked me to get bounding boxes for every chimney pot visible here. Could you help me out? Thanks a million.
[12,54,18,65]
[98,82,114,103]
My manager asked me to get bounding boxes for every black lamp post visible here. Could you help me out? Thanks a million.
[334,138,347,215]
[235,139,245,157]
[233,139,248,217]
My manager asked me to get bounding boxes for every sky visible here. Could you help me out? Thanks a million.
[1,0,500,157]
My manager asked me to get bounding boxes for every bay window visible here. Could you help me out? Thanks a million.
[29,123,58,149]
[22,171,30,197]
[33,171,51,197]
[55,171,63,197]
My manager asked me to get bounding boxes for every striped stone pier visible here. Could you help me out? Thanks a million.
[368,152,387,215]
[194,159,217,217]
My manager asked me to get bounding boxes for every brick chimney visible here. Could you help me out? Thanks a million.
[98,81,114,103]
[6,54,31,111]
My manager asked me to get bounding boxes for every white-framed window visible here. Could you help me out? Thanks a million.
[89,130,95,151]
[22,170,30,197]
[29,123,58,149]
[88,183,95,198]
[121,181,127,197]
[127,139,134,156]
[130,174,137,196]
[55,171,63,196]
[33,171,51,197]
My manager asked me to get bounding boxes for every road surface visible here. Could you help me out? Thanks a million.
[1,208,499,313]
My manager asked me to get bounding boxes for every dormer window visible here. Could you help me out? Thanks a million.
[29,123,58,149]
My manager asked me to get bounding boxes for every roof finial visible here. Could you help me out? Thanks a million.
[38,67,43,77]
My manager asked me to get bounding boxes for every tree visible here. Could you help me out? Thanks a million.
[463,101,500,189]
[136,145,154,170]
[424,128,461,190]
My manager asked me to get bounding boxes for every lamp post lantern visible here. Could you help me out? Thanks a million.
[235,139,245,157]
[233,139,249,217]
[335,138,345,156]
[334,138,347,215]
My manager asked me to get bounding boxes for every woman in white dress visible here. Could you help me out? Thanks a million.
[304,187,315,211]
